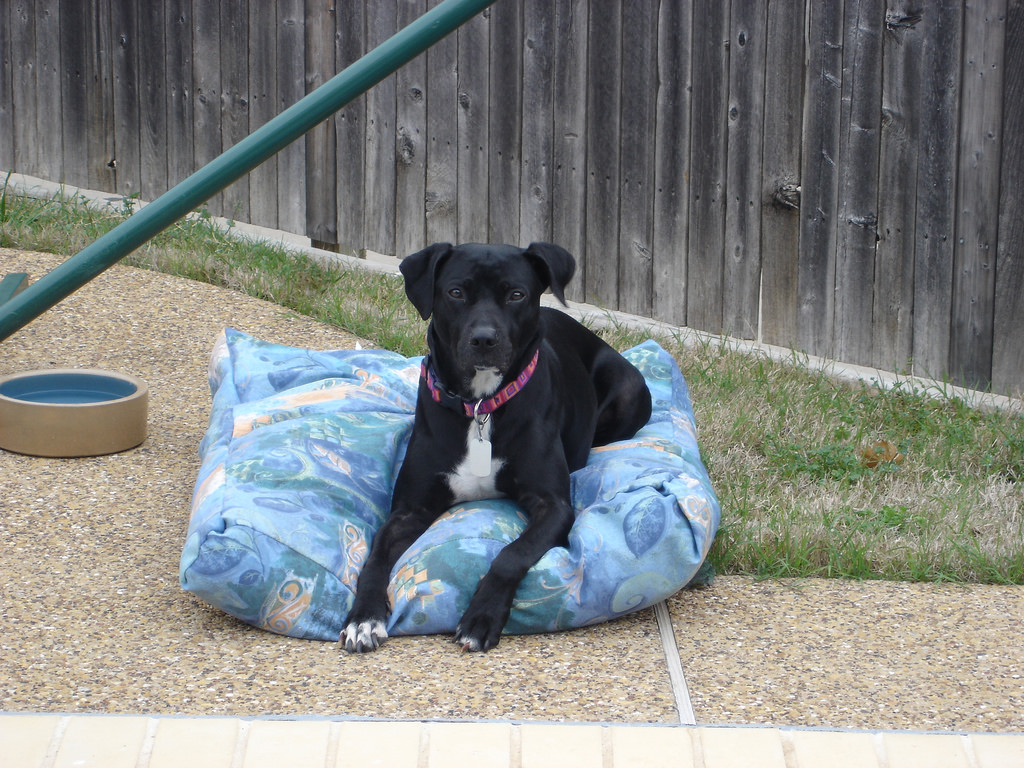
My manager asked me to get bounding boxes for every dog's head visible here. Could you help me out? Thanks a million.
[400,242,575,398]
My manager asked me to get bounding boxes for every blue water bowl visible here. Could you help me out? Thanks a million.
[0,369,148,457]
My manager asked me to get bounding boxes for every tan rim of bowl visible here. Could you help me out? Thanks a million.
[0,369,149,457]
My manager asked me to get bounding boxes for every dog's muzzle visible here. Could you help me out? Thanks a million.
[459,324,512,375]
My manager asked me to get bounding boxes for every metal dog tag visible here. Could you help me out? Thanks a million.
[469,436,492,477]
[469,403,493,477]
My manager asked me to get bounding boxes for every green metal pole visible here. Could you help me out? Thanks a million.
[0,0,497,342]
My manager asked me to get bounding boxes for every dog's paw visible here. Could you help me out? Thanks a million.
[341,618,388,653]
[453,612,504,652]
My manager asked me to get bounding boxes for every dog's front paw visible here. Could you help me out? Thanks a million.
[341,617,388,653]
[453,607,507,652]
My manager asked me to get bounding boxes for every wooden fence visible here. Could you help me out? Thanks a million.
[1,0,1021,396]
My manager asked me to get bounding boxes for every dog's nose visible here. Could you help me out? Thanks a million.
[469,326,500,348]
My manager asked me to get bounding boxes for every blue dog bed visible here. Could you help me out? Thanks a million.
[180,329,720,641]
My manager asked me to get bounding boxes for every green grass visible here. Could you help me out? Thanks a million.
[3,185,1023,584]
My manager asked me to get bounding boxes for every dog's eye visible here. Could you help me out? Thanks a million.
[447,287,464,300]
[508,289,526,303]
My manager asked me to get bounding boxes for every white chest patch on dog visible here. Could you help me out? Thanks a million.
[446,418,506,502]
[469,367,503,399]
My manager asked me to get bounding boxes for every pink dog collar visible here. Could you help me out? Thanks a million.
[421,348,540,418]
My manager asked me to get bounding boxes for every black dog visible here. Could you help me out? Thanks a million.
[342,242,652,652]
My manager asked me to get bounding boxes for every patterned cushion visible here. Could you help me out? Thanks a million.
[179,329,720,641]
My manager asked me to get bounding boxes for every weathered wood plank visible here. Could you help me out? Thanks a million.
[550,0,588,302]
[58,0,85,187]
[617,0,657,317]
[304,0,335,245]
[277,0,306,237]
[652,0,693,327]
[723,0,768,340]
[950,0,1006,390]
[334,0,363,253]
[9,0,38,175]
[0,2,13,171]
[248,0,278,228]
[111,0,142,198]
[797,0,845,358]
[59,0,114,191]
[992,0,1024,395]
[686,0,730,333]
[455,5,490,243]
[519,0,554,245]
[758,0,804,349]
[487,0,522,246]
[425,0,458,245]
[164,0,194,190]
[218,0,250,221]
[192,0,222,213]
[137,0,168,201]
[911,0,961,382]
[90,0,115,191]
[363,0,397,255]
[834,0,884,365]
[584,0,621,307]
[872,4,923,372]
[395,0,427,256]
[34,0,62,183]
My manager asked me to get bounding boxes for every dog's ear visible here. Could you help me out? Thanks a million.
[523,242,576,306]
[400,243,452,319]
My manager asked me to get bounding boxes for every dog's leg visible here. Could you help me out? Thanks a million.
[454,493,574,651]
[342,505,434,652]
[591,350,653,446]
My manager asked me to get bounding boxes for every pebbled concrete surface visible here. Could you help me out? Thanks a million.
[2,249,1021,734]
[0,250,676,722]
[669,576,1024,733]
